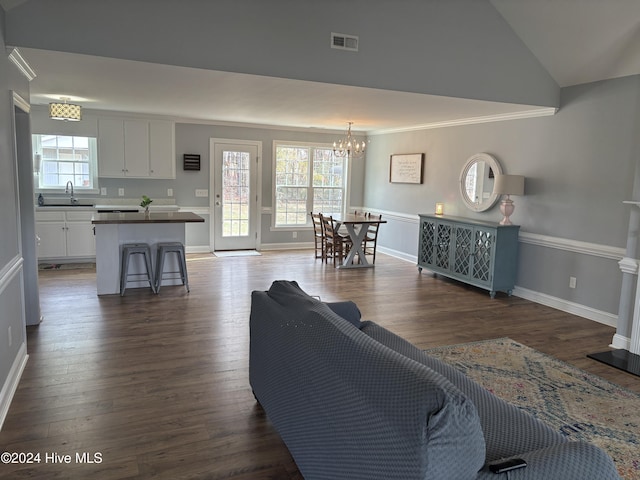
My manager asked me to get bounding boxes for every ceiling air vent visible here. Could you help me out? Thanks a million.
[331,32,359,52]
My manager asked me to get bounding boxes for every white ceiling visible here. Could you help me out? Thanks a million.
[490,0,640,88]
[7,1,640,133]
[19,48,551,133]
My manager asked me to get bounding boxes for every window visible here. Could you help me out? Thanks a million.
[274,142,346,227]
[32,134,98,191]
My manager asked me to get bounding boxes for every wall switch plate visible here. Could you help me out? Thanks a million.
[569,276,577,289]
[167,188,173,197]
[195,189,209,197]
[100,187,107,196]
[118,188,125,196]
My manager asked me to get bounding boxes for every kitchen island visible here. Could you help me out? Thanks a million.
[92,212,204,295]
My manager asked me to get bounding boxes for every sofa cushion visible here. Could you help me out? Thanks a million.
[266,280,361,327]
[359,321,567,462]
[325,301,361,327]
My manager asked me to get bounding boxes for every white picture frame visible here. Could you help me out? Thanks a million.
[389,153,424,184]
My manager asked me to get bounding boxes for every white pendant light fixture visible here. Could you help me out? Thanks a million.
[49,97,82,121]
[333,122,366,158]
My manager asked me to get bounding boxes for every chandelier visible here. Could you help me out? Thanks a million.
[333,122,365,158]
[49,98,82,121]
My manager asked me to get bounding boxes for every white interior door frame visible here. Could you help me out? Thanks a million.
[209,138,262,251]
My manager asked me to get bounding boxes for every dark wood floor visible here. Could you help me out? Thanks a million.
[1,250,638,479]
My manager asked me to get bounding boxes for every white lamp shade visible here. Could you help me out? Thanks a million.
[493,174,525,196]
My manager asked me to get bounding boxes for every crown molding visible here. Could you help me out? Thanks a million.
[6,47,36,81]
[367,107,558,135]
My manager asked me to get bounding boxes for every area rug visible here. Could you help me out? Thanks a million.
[213,250,261,257]
[425,338,640,479]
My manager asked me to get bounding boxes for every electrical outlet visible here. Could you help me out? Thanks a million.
[100,187,107,196]
[292,231,297,239]
[8,326,12,347]
[118,188,125,197]
[195,189,209,197]
[569,276,577,289]
[167,188,173,197]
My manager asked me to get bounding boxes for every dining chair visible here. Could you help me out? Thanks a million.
[310,212,325,260]
[320,214,351,266]
[362,214,382,264]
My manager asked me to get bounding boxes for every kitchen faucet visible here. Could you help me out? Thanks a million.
[65,181,78,205]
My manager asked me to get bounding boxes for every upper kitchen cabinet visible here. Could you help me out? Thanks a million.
[98,117,175,179]
[149,120,176,179]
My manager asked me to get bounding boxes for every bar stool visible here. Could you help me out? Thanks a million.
[120,243,155,296]
[155,242,189,293]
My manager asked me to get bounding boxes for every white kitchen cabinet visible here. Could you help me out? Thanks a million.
[36,209,96,260]
[149,120,176,179]
[97,117,126,177]
[98,117,175,179]
[124,120,150,177]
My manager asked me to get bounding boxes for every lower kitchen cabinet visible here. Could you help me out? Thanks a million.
[36,209,96,260]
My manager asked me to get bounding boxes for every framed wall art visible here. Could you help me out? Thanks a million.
[389,153,424,184]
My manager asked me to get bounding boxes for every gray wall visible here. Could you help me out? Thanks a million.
[364,75,640,322]
[5,0,558,109]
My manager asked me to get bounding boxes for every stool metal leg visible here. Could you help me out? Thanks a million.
[155,248,166,293]
[178,249,189,292]
[144,250,156,294]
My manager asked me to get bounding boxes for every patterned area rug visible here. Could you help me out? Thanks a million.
[425,338,640,479]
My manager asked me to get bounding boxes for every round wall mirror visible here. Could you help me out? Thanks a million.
[459,153,503,212]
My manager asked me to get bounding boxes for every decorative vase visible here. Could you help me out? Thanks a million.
[144,206,150,218]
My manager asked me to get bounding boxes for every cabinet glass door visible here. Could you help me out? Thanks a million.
[419,220,436,265]
[435,223,452,269]
[452,225,473,276]
[472,228,495,282]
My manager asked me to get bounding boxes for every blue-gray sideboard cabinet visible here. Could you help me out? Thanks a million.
[417,214,520,298]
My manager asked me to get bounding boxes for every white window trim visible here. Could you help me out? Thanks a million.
[33,134,99,194]
[271,139,350,229]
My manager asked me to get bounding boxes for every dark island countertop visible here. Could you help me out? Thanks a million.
[92,211,205,225]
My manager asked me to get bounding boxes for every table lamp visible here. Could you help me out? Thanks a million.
[493,174,525,225]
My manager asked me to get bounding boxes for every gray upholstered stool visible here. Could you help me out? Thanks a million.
[120,243,155,296]
[155,242,189,293]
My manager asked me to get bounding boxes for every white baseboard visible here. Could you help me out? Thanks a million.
[377,246,416,264]
[0,342,28,431]
[611,333,630,350]
[185,245,212,254]
[513,286,618,328]
[260,242,313,251]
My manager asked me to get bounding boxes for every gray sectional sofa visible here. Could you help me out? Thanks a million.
[249,280,620,479]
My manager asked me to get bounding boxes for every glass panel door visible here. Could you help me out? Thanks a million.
[212,141,258,251]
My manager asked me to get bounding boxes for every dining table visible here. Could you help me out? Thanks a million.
[332,213,387,268]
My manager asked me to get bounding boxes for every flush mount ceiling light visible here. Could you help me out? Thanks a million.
[333,122,365,159]
[49,98,82,121]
